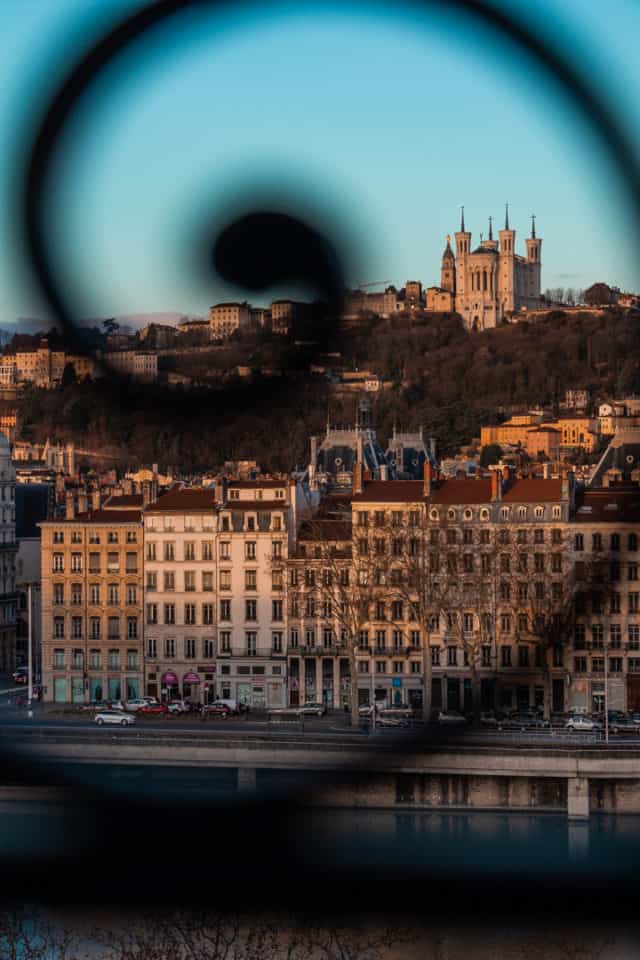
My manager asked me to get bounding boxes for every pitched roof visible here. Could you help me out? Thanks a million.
[502,479,563,502]
[42,509,142,525]
[351,481,424,503]
[145,488,217,513]
[431,478,493,504]
[103,494,143,509]
[574,489,640,523]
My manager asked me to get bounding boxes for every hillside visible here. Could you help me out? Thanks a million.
[14,307,640,472]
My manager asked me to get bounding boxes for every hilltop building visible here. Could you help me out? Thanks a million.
[438,206,543,330]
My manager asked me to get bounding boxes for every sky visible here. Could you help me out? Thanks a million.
[1,0,639,327]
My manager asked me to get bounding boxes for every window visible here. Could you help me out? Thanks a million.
[463,613,474,633]
[500,555,510,574]
[184,571,196,592]
[629,659,640,672]
[574,657,587,673]
[630,533,638,552]
[90,617,101,639]
[289,629,298,650]
[53,617,65,639]
[52,553,64,573]
[629,564,639,582]
[501,645,512,667]
[72,648,83,670]
[245,542,256,560]
[146,571,157,591]
[146,603,158,625]
[107,532,118,544]
[184,542,195,561]
[108,616,120,639]
[125,553,137,573]
[108,584,119,605]
[163,542,175,561]
[517,529,527,544]
[518,645,529,668]
[446,529,457,545]
[463,554,473,573]
[90,649,101,669]
[574,533,584,551]
[126,530,137,543]
[358,661,369,674]
[272,632,283,653]
[184,637,196,659]
[481,645,491,667]
[164,637,175,659]
[272,600,283,621]
[163,571,175,592]
[447,646,457,667]
[246,632,257,656]
[534,553,545,573]
[146,542,156,561]
[107,552,119,573]
[609,657,623,673]
[610,624,622,648]
[272,540,283,559]
[592,658,604,674]
[53,531,64,544]
[71,617,82,639]
[391,600,403,621]
[551,554,562,573]
[393,661,403,674]
[108,648,120,669]
[53,583,64,605]
[272,569,283,591]
[127,617,138,639]
[53,648,65,668]
[375,661,386,674]
[164,603,175,625]
[393,630,403,651]
[501,614,512,634]
[202,638,214,659]
[220,631,231,653]
[629,625,640,648]
[245,599,257,621]
[184,603,196,625]
[500,582,511,601]
[126,585,137,606]
[244,569,257,591]
[630,594,640,614]
[462,529,473,545]
[431,646,441,666]
[392,511,402,527]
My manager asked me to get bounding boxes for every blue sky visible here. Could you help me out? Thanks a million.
[2,0,639,326]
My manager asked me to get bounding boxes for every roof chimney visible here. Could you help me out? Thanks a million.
[142,481,152,508]
[380,463,388,482]
[353,461,363,496]
[65,491,75,520]
[92,489,101,511]
[77,492,88,515]
[423,459,432,498]
[542,462,550,480]
[491,470,502,502]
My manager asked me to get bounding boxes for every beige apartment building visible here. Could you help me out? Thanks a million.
[39,495,143,703]
[208,302,251,340]
[102,350,158,383]
[216,479,294,709]
[143,487,218,703]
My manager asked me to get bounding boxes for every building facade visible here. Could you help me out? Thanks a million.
[0,434,17,672]
[208,302,251,340]
[39,496,143,703]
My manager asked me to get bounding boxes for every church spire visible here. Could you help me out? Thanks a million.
[504,202,509,230]
[488,216,493,241]
[460,205,465,232]
[531,213,536,239]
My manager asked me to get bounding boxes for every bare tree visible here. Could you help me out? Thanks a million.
[0,907,83,960]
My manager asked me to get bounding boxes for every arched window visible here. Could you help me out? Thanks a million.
[447,508,456,521]
[534,506,544,519]
[463,508,473,521]
[517,506,527,519]
[500,506,510,520]
[480,508,490,521]
[429,508,439,521]
[483,270,487,292]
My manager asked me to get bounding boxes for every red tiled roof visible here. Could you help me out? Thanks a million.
[351,481,425,503]
[103,494,143,508]
[502,479,563,502]
[574,490,640,523]
[145,488,217,513]
[431,479,492,504]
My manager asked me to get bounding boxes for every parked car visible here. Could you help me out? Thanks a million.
[107,700,124,711]
[143,696,160,706]
[565,716,599,732]
[213,698,247,714]
[12,666,28,684]
[437,711,467,725]
[94,710,135,727]
[167,699,191,714]
[205,703,233,718]
[297,702,326,717]
[125,698,150,712]
[610,718,640,734]
[207,699,240,716]
[358,703,385,717]
[138,702,168,716]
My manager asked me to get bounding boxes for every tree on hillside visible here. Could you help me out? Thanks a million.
[102,318,120,337]
[480,443,503,468]
[60,362,77,389]
[584,283,615,306]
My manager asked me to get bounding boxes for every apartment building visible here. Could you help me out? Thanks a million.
[208,302,251,340]
[39,495,143,703]
[143,487,218,703]
[216,479,294,709]
[103,350,158,383]
[0,434,17,672]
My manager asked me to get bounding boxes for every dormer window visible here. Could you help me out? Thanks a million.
[429,508,439,521]
[220,514,230,532]
[463,508,473,521]
[246,515,256,531]
[480,508,489,521]
[500,507,510,520]
[447,509,456,521]
[534,506,544,519]
[275,489,284,499]
[552,506,561,519]
[517,507,527,520]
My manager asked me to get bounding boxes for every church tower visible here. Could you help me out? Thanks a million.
[454,206,471,301]
[525,214,542,303]
[440,235,456,293]
[498,203,516,318]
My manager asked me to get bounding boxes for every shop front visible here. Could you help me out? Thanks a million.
[182,671,201,703]
[161,671,180,702]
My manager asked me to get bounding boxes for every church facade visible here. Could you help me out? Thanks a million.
[440,206,542,330]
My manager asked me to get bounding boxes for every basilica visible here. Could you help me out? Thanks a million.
[438,206,543,330]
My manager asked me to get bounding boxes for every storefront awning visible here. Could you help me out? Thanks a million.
[162,672,179,685]
[183,672,200,683]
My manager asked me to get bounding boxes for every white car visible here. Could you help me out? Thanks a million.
[167,699,190,714]
[437,711,467,725]
[124,698,149,712]
[565,716,598,732]
[94,710,136,727]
